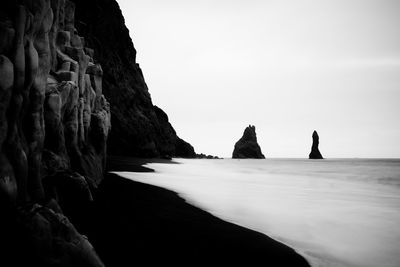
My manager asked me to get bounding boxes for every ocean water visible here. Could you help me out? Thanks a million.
[117,158,400,267]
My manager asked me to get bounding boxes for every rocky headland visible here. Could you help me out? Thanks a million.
[232,125,265,159]
[70,0,196,158]
[309,130,324,159]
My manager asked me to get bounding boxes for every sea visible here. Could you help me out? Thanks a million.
[116,158,400,267]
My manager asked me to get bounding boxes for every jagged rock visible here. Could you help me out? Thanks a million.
[1,0,108,265]
[43,171,93,226]
[14,204,105,267]
[232,125,265,159]
[0,19,15,55]
[71,0,195,158]
[309,130,323,159]
[0,55,17,206]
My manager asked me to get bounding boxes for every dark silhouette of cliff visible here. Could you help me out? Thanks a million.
[232,125,265,159]
[71,0,195,158]
[309,130,324,159]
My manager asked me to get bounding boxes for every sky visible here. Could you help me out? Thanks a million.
[117,0,400,158]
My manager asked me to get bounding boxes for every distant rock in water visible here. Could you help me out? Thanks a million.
[232,125,265,159]
[196,153,221,159]
[309,131,324,159]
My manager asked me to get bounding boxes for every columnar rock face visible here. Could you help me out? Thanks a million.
[309,130,323,159]
[232,125,265,159]
[0,0,109,265]
[70,0,195,158]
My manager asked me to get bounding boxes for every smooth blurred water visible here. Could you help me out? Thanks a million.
[117,158,400,267]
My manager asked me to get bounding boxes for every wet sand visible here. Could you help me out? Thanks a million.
[81,156,310,266]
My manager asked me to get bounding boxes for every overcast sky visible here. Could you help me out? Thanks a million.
[117,0,400,158]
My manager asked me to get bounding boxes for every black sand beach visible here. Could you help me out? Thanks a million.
[80,157,310,266]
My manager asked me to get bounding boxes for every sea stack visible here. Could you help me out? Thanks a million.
[309,130,324,159]
[232,125,265,159]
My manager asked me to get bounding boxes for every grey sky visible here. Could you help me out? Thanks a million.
[117,0,400,158]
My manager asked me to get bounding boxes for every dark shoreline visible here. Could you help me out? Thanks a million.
[82,157,310,266]
[106,155,181,172]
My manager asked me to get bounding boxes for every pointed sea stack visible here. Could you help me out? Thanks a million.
[232,125,265,159]
[309,130,324,159]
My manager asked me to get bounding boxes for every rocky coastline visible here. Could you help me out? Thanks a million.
[0,0,309,266]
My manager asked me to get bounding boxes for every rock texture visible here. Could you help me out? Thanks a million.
[70,0,196,158]
[0,0,109,265]
[232,125,265,159]
[309,130,323,159]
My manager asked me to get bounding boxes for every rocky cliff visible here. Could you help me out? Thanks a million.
[232,125,265,159]
[0,0,110,265]
[70,0,196,158]
[0,0,195,264]
[309,130,323,159]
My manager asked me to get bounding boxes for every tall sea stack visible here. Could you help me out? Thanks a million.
[232,125,265,159]
[309,130,323,159]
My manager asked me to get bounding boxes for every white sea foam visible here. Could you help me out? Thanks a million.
[116,158,400,267]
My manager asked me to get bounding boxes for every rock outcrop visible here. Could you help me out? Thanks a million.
[70,0,195,158]
[196,153,221,159]
[232,125,265,159]
[153,105,196,158]
[309,130,323,159]
[0,0,110,265]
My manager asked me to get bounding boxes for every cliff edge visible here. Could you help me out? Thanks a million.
[71,0,196,158]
